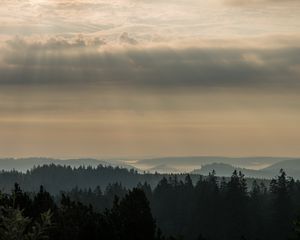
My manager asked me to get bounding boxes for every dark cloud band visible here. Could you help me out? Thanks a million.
[1,37,300,90]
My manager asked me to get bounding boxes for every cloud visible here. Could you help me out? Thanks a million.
[6,35,106,51]
[224,0,299,6]
[1,0,300,45]
[119,32,138,45]
[1,35,300,91]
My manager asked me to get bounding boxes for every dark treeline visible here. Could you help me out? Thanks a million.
[64,169,300,240]
[0,164,267,194]
[1,169,300,240]
[0,164,189,194]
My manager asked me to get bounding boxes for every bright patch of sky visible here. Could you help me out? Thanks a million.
[1,0,300,42]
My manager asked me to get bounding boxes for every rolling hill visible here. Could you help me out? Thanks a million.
[191,159,300,179]
[0,157,136,172]
[135,156,295,172]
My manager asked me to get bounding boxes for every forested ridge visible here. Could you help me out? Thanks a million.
[0,164,267,194]
[1,167,300,240]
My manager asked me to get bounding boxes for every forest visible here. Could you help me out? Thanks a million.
[0,167,300,240]
[0,164,266,194]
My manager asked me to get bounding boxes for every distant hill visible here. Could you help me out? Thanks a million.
[146,164,180,174]
[191,159,300,179]
[191,163,238,176]
[1,157,299,179]
[136,156,294,172]
[191,163,271,178]
[0,158,136,172]
[262,159,300,177]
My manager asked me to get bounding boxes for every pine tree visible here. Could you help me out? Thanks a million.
[0,207,51,240]
[270,169,294,240]
[109,188,157,240]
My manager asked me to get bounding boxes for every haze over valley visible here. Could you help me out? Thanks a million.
[1,156,300,179]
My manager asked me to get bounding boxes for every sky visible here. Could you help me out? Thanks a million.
[1,0,300,159]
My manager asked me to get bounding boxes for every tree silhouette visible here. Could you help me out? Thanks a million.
[270,169,294,240]
[108,188,157,240]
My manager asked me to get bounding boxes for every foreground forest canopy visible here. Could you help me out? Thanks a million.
[1,168,300,240]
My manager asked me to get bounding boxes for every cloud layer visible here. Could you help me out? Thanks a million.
[225,0,299,6]
[1,35,300,92]
[1,0,300,158]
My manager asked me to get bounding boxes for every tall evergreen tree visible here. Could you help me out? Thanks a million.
[225,171,249,239]
[270,169,294,240]
[108,188,157,240]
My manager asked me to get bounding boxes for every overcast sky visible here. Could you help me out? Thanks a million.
[1,0,300,159]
